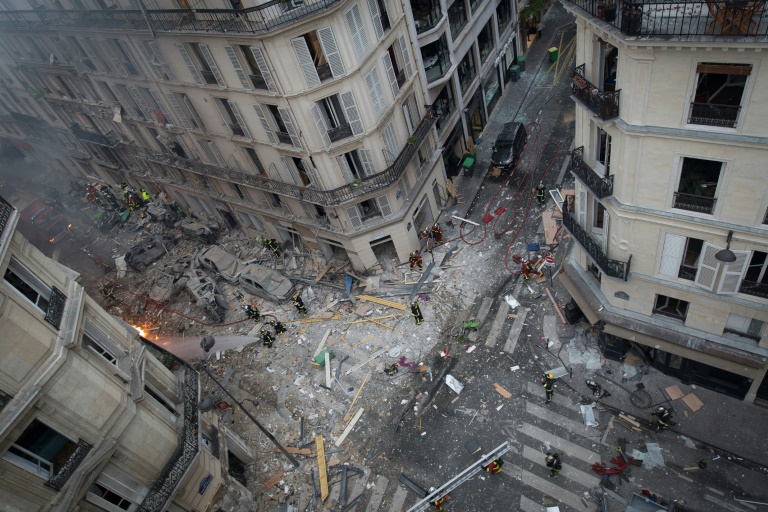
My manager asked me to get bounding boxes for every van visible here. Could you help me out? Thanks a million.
[491,122,527,171]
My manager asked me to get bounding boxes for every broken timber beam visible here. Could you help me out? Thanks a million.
[356,295,407,311]
[317,436,329,501]
[347,314,399,324]
[316,261,334,282]
[344,349,387,375]
[545,287,568,325]
[335,408,364,447]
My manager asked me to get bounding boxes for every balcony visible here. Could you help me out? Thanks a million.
[569,146,614,198]
[276,131,293,145]
[562,204,631,280]
[249,74,270,90]
[124,111,436,207]
[0,0,347,35]
[71,124,119,147]
[327,123,353,143]
[678,265,697,281]
[571,64,620,120]
[200,70,219,85]
[740,280,768,299]
[688,103,741,128]
[672,192,716,214]
[47,97,117,120]
[412,0,442,33]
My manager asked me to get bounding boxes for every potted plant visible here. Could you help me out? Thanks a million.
[351,178,362,188]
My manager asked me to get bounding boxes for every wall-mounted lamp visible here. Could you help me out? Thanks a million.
[715,230,737,263]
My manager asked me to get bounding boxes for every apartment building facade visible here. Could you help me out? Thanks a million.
[0,195,252,511]
[0,0,454,272]
[558,1,768,403]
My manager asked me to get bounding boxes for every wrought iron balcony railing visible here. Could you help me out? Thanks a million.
[564,0,768,37]
[0,195,15,244]
[562,203,630,280]
[0,0,346,35]
[688,103,741,128]
[569,146,614,198]
[673,192,716,214]
[678,265,697,281]
[45,440,92,491]
[739,280,768,299]
[124,112,436,207]
[571,64,620,120]
[47,97,118,120]
[276,131,293,145]
[249,74,269,90]
[71,124,119,147]
[327,123,353,143]
[137,366,199,512]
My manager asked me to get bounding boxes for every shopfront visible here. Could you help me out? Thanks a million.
[465,88,486,141]
[483,65,501,114]
[441,121,465,177]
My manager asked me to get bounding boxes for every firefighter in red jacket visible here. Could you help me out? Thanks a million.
[431,224,443,246]
[409,251,423,271]
[432,495,448,511]
[522,259,542,280]
[485,458,504,474]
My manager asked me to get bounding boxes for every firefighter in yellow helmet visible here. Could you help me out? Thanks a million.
[542,372,555,404]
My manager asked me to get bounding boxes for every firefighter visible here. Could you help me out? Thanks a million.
[485,458,504,474]
[262,329,275,348]
[292,294,307,314]
[522,259,542,280]
[244,304,261,322]
[586,378,610,398]
[542,372,555,404]
[545,452,562,477]
[431,495,447,511]
[409,251,423,271]
[650,406,676,431]
[268,319,287,335]
[384,363,399,376]
[411,301,423,325]
[261,237,281,258]
[536,181,546,206]
[431,224,443,246]
[140,188,151,205]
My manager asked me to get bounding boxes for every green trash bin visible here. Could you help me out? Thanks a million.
[549,47,559,62]
[517,55,526,72]
[509,64,520,82]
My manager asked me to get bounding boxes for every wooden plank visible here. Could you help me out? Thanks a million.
[494,383,512,398]
[356,295,407,311]
[347,314,398,324]
[335,408,364,447]
[320,299,340,314]
[345,349,387,375]
[272,447,312,455]
[296,314,341,324]
[265,470,284,489]
[352,335,375,348]
[325,352,332,388]
[346,367,372,421]
[313,329,332,358]
[316,436,328,501]
[369,319,402,332]
[545,287,568,325]
[316,261,334,282]
[682,393,704,412]
[618,414,641,427]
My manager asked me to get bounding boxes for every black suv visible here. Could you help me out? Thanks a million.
[491,122,527,172]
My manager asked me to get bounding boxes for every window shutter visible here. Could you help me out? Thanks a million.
[340,91,364,136]
[382,52,399,98]
[137,41,161,80]
[302,160,318,187]
[127,86,152,119]
[401,169,411,194]
[345,4,370,63]
[176,43,203,85]
[198,43,225,86]
[317,27,346,77]
[227,100,252,139]
[376,194,392,217]
[224,45,252,90]
[398,33,413,77]
[147,89,173,126]
[717,250,750,295]
[365,67,386,118]
[109,85,137,119]
[277,107,301,148]
[366,0,384,39]
[300,201,316,220]
[346,205,363,228]
[725,314,751,333]
[102,40,128,75]
[402,101,415,134]
[166,93,192,129]
[694,242,722,291]
[148,42,175,81]
[359,149,375,176]
[252,103,278,144]
[249,47,278,93]
[291,37,321,88]
[337,155,355,181]
[602,212,610,253]
[207,140,226,166]
[174,136,195,160]
[280,156,299,185]
[182,95,204,130]
[659,233,685,278]
[382,121,399,163]
[577,189,587,227]
[84,319,129,374]
[310,103,332,150]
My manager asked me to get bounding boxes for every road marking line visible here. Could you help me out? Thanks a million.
[476,297,494,323]
[522,445,600,489]
[705,494,748,512]
[486,302,510,347]
[517,422,601,464]
[526,401,600,439]
[506,463,585,510]
[520,495,541,512]
[388,485,408,512]
[525,381,580,410]
[365,476,389,512]
[503,309,527,354]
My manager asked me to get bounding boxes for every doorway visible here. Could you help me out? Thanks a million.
[465,89,486,141]
[370,236,397,272]
[595,127,611,177]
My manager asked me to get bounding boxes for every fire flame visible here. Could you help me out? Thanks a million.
[132,325,147,337]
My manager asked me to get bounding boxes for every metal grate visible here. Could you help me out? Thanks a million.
[571,64,620,120]
[44,286,66,330]
[569,146,614,198]
[562,204,630,280]
[45,439,92,491]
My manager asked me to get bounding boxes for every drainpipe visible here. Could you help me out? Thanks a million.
[136,0,156,38]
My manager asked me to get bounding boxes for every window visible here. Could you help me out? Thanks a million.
[105,39,141,77]
[291,28,345,87]
[215,98,251,139]
[281,156,316,187]
[3,419,77,479]
[87,483,134,512]
[137,40,176,81]
[235,45,277,92]
[197,138,226,167]
[674,157,721,214]
[365,66,387,118]
[236,211,265,231]
[458,50,476,93]
[421,35,450,82]
[144,383,176,416]
[4,260,51,313]
[344,3,371,63]
[310,92,363,149]
[382,35,412,98]
[166,92,205,131]
[402,93,420,134]
[469,0,483,13]
[660,233,705,281]
[724,314,765,342]
[176,42,225,86]
[741,250,768,297]
[478,21,494,63]
[497,0,512,31]
[252,104,301,148]
[112,84,145,121]
[411,0,442,33]
[83,333,117,365]
[243,147,265,174]
[433,83,455,132]
[367,0,391,39]
[689,63,750,128]
[449,0,468,38]
[86,463,146,512]
[595,127,611,176]
[337,149,375,181]
[653,295,689,321]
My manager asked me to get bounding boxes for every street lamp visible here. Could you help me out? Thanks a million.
[198,337,300,467]
[715,230,737,263]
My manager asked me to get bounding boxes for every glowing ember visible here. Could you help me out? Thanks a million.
[132,325,147,337]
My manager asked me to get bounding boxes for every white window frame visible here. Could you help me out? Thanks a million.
[3,259,51,313]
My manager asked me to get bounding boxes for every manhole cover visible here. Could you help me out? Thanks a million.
[388,347,401,358]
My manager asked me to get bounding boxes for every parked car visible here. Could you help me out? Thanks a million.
[149,273,188,303]
[238,264,294,302]
[185,269,227,323]
[197,246,246,283]
[124,236,179,272]
[491,122,528,172]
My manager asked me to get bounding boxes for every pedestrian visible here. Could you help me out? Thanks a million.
[431,224,443,245]
[586,378,610,398]
[542,372,555,404]
[409,250,423,271]
[262,329,275,348]
[545,452,562,477]
[536,181,546,206]
[431,495,448,511]
[411,301,423,325]
[485,458,504,474]
[537,21,543,39]
[292,294,307,314]
[244,304,261,322]
[140,188,151,205]
[268,319,287,335]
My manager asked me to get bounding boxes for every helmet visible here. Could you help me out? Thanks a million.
[657,406,666,412]
[292,295,298,300]
[547,373,554,379]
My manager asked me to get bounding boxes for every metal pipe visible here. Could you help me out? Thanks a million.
[198,361,299,467]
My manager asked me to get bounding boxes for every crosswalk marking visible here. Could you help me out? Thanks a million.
[388,485,408,512]
[365,476,389,512]
[517,422,601,464]
[525,381,579,410]
[476,297,494,323]
[345,470,370,511]
[705,494,749,512]
[486,302,510,347]
[520,495,542,512]
[503,309,527,353]
[505,463,586,510]
[526,401,600,439]
[521,445,600,488]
